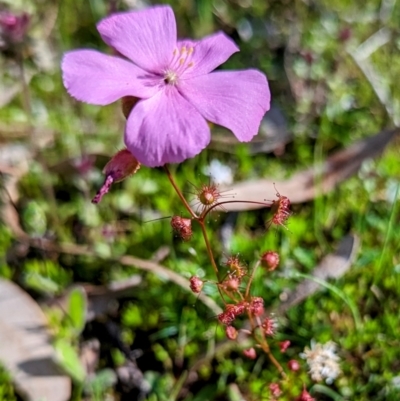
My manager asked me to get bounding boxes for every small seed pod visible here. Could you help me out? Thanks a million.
[92,149,140,204]
[261,251,280,271]
[189,276,203,293]
[242,347,257,360]
[171,216,192,241]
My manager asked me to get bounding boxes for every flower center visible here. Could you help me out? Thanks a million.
[164,45,195,85]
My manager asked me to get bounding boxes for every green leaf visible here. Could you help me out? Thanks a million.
[54,339,86,384]
[67,287,87,335]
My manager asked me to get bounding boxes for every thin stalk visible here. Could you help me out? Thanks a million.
[251,315,285,378]
[198,220,219,277]
[201,200,273,219]
[245,261,260,299]
[164,165,197,219]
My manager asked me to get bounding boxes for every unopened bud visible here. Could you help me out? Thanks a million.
[288,359,300,371]
[225,326,238,340]
[261,251,280,271]
[242,347,257,359]
[279,340,291,353]
[221,277,240,291]
[92,149,140,204]
[189,276,203,293]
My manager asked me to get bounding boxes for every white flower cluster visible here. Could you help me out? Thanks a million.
[300,340,341,384]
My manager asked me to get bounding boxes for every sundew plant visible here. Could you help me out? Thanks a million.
[0,0,399,400]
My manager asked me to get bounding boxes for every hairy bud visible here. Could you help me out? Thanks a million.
[225,255,246,278]
[197,184,221,206]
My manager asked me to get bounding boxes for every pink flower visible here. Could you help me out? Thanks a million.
[62,6,270,167]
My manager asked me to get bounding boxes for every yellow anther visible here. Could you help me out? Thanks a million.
[188,47,194,55]
[179,58,185,65]
[173,49,178,56]
[188,62,194,68]
[181,46,187,54]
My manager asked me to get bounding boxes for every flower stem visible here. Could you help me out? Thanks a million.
[201,200,273,220]
[198,220,220,278]
[245,260,260,299]
[250,315,286,378]
[164,165,197,219]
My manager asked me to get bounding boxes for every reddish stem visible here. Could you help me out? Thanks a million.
[164,165,197,219]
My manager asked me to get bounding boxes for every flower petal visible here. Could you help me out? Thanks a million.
[62,50,159,105]
[178,32,239,78]
[179,70,271,141]
[124,89,210,167]
[97,6,176,73]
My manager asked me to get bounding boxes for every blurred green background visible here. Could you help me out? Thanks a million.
[0,0,399,400]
